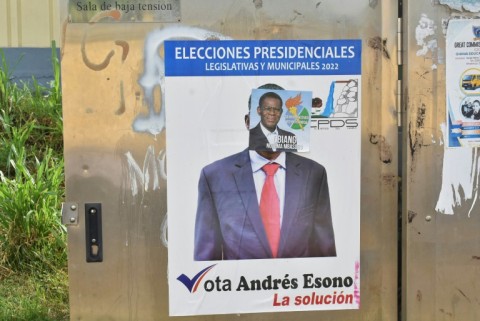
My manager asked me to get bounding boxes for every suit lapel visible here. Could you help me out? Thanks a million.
[252,124,270,150]
[278,153,303,257]
[233,151,272,257]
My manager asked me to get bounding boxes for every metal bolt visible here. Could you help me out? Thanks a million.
[90,208,97,214]
[70,204,77,211]
[70,217,76,223]
[425,215,432,222]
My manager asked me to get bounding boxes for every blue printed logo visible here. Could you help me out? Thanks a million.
[473,26,480,39]
[177,264,216,293]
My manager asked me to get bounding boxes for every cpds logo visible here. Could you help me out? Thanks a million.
[311,79,359,130]
[177,264,216,293]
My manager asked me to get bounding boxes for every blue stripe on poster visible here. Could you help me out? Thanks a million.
[164,39,361,77]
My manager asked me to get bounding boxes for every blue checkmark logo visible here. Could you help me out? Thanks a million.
[177,264,216,293]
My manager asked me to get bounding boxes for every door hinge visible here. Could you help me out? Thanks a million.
[397,17,403,66]
[397,17,403,128]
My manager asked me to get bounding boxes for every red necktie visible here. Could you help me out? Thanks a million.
[259,163,281,258]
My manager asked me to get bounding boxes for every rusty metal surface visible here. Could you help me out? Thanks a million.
[403,1,480,321]
[62,1,398,320]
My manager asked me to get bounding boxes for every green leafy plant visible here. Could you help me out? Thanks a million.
[0,44,63,177]
[0,42,68,320]
[0,148,66,272]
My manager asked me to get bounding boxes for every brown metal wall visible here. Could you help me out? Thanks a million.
[61,1,399,320]
[403,1,480,321]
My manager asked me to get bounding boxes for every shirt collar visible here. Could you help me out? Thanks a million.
[260,122,278,136]
[249,150,286,173]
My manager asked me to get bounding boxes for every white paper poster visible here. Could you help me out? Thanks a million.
[446,19,480,148]
[165,39,362,316]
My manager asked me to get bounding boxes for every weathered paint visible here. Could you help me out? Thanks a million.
[435,136,479,216]
[404,2,480,320]
[415,13,443,69]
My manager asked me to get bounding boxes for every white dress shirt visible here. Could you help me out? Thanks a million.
[260,122,279,151]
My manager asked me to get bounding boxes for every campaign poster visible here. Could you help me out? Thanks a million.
[165,39,361,316]
[446,19,480,148]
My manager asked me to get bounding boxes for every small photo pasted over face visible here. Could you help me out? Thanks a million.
[249,88,312,153]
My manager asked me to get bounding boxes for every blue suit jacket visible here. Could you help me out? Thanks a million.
[194,150,336,260]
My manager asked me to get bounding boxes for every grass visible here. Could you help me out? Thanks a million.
[0,42,68,321]
[0,271,68,321]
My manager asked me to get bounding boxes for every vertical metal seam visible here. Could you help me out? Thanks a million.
[16,0,22,47]
[397,17,403,66]
[397,79,402,127]
[397,3,404,321]
[397,17,403,128]
[6,0,12,46]
[48,0,54,45]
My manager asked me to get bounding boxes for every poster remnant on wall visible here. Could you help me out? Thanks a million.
[439,0,480,13]
[446,19,480,148]
[165,39,362,316]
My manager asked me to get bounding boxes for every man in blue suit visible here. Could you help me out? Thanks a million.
[194,84,336,260]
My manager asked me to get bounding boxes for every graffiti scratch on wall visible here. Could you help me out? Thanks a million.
[81,11,127,71]
[81,11,130,117]
[124,26,230,196]
[120,26,231,220]
[122,26,230,250]
[133,26,231,136]
[124,145,167,197]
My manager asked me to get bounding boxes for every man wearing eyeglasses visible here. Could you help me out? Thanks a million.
[249,91,298,152]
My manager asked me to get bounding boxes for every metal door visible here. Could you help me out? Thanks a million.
[402,1,480,321]
[61,1,399,320]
